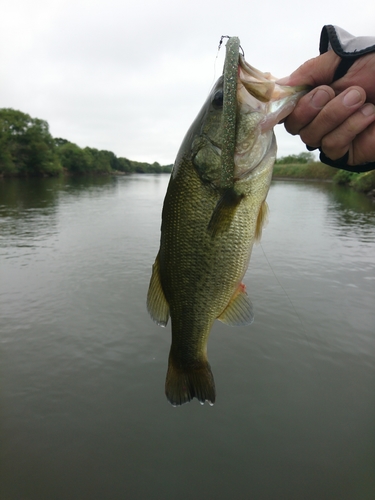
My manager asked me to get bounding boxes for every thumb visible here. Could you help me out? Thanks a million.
[277,51,341,87]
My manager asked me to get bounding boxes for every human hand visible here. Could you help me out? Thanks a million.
[280,51,375,166]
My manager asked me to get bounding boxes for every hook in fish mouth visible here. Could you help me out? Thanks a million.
[219,37,309,186]
[218,35,245,57]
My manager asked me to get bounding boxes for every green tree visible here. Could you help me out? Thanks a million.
[54,137,69,147]
[0,108,173,177]
[0,108,62,176]
[84,148,113,173]
[117,157,134,173]
[0,128,15,174]
[276,152,315,165]
[57,142,92,173]
[150,161,162,173]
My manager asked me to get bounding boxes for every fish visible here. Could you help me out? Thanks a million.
[147,37,307,406]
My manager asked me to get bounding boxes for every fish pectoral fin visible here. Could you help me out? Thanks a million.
[147,253,170,327]
[218,283,254,326]
[207,188,244,237]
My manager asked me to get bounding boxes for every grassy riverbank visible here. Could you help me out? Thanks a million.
[273,161,375,196]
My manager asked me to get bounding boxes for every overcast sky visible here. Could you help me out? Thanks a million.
[1,1,373,165]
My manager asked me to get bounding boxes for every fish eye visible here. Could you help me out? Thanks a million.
[212,90,223,109]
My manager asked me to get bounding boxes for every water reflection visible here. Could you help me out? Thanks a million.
[60,175,119,198]
[0,177,62,212]
[0,176,121,253]
[326,184,375,243]
[0,175,120,213]
[0,179,58,255]
[1,176,374,500]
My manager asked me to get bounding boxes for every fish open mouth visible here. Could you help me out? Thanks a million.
[238,55,308,129]
[233,55,308,179]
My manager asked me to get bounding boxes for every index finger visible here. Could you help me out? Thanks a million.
[284,85,335,136]
[277,51,342,87]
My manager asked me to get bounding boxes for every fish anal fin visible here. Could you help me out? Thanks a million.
[165,355,216,406]
[208,188,244,237]
[255,200,269,242]
[147,253,170,327]
[218,282,254,326]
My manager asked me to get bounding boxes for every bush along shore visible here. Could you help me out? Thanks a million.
[273,153,375,197]
[0,108,172,177]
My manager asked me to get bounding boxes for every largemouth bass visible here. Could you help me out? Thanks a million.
[147,37,307,406]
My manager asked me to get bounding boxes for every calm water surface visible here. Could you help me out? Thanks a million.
[1,175,374,499]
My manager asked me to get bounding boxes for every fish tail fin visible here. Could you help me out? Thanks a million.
[165,356,216,406]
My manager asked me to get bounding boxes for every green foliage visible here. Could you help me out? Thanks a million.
[116,157,134,173]
[275,152,315,164]
[0,107,172,177]
[0,108,63,176]
[150,161,162,173]
[273,154,375,194]
[84,148,113,173]
[54,137,70,147]
[0,137,14,174]
[350,170,375,193]
[332,169,357,185]
[130,160,157,173]
[119,159,173,174]
[57,142,92,173]
[273,161,336,180]
[88,148,123,172]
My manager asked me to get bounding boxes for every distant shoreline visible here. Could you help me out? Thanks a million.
[272,176,333,183]
[272,162,375,198]
[1,163,374,199]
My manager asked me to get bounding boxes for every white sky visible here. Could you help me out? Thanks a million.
[1,0,373,165]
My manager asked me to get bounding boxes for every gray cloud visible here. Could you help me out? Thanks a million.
[1,0,373,164]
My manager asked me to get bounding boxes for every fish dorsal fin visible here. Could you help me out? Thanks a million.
[147,253,170,327]
[255,200,269,242]
[218,283,254,326]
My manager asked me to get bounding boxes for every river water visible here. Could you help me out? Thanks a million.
[1,175,374,499]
